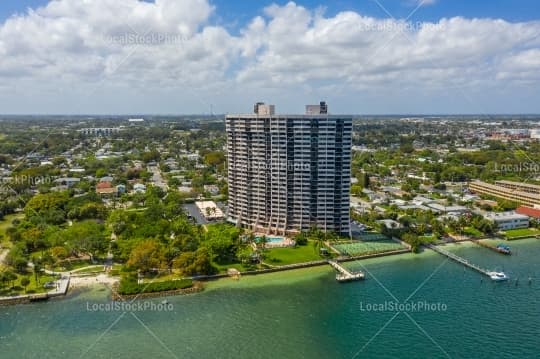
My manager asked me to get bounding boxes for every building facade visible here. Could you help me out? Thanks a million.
[469,180,540,207]
[226,102,352,236]
[483,211,529,230]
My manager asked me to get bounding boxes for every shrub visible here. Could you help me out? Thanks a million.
[117,274,193,295]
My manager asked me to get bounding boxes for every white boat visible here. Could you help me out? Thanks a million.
[487,271,509,281]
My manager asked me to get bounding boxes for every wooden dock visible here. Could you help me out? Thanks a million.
[328,260,365,282]
[472,240,511,255]
[426,244,492,278]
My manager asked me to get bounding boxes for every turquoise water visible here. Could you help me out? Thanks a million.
[255,236,285,243]
[1,239,539,358]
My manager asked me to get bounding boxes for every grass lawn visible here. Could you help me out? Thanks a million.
[72,265,105,274]
[0,273,57,297]
[264,242,325,265]
[52,259,96,272]
[419,235,439,244]
[0,213,24,247]
[139,272,184,283]
[503,228,540,238]
[463,227,483,237]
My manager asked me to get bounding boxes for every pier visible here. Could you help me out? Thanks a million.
[472,240,511,255]
[328,260,365,282]
[426,244,493,278]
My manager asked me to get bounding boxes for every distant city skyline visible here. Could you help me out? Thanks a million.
[0,0,540,114]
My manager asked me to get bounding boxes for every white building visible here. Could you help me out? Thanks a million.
[484,211,529,230]
[195,201,224,220]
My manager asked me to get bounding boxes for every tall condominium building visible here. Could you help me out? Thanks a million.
[226,102,352,236]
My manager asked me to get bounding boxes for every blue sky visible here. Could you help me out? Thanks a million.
[3,0,540,24]
[0,0,539,114]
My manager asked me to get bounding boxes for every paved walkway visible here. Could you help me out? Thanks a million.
[47,276,70,297]
[0,248,8,265]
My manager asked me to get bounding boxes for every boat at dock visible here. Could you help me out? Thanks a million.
[496,244,511,255]
[487,271,509,281]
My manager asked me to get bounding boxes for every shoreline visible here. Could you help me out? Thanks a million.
[2,237,538,306]
[68,273,119,289]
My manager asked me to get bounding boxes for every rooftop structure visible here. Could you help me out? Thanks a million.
[195,201,224,220]
[515,205,540,219]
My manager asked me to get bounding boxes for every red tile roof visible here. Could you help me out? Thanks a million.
[516,206,540,219]
[96,181,113,189]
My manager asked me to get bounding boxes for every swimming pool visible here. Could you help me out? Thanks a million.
[255,236,285,243]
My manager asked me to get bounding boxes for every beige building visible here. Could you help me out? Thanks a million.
[469,180,540,207]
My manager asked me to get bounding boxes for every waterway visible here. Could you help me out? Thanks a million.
[1,238,539,358]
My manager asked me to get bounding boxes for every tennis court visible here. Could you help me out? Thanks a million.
[357,233,390,241]
[333,232,406,256]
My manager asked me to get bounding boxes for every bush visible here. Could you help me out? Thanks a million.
[117,274,193,295]
[109,269,120,276]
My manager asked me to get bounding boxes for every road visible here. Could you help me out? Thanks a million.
[148,165,169,191]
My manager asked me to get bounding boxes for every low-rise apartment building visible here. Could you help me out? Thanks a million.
[469,180,540,207]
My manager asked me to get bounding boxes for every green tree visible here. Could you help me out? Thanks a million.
[64,221,106,260]
[20,277,30,292]
[127,240,165,273]
[3,270,17,288]
[402,233,421,253]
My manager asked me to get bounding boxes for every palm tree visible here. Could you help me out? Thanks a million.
[258,235,268,250]
[311,228,327,255]
[32,258,42,285]
[21,277,30,292]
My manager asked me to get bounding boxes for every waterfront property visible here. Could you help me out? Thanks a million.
[3,239,540,358]
[483,211,529,230]
[226,102,352,236]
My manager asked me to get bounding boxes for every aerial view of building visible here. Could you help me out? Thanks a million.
[483,211,530,230]
[226,102,352,236]
[1,1,540,358]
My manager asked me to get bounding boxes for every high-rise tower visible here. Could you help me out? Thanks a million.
[226,102,352,236]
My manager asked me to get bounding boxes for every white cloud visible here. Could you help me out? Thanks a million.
[0,0,539,114]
